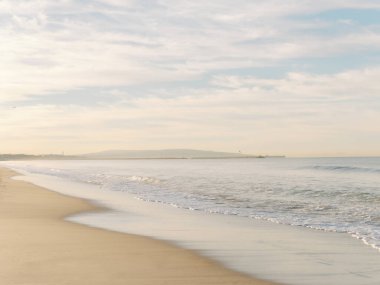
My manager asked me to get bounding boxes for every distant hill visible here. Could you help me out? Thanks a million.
[0,154,78,161]
[82,149,255,159]
[0,149,282,161]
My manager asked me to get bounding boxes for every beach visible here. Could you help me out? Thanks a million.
[2,158,380,285]
[0,167,276,285]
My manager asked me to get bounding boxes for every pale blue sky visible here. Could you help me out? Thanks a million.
[1,0,380,156]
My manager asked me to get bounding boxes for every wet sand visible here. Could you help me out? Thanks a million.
[0,167,277,285]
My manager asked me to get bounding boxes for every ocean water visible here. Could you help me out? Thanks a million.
[3,157,380,284]
[3,157,380,252]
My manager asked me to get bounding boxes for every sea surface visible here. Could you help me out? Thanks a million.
[4,157,380,251]
[2,157,380,284]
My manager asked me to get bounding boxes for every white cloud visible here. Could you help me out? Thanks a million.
[0,0,379,103]
[211,68,380,99]
[0,1,379,155]
[1,67,379,156]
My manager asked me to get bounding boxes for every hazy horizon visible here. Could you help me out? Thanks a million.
[2,148,380,159]
[1,1,380,157]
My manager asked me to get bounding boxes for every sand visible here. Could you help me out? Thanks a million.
[0,167,278,285]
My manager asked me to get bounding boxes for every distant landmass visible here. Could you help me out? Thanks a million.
[82,149,259,159]
[0,149,284,161]
[0,154,78,161]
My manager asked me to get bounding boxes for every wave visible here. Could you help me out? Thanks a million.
[304,165,380,174]
[3,160,380,254]
[126,175,162,184]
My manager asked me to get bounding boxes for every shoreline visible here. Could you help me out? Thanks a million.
[0,167,277,285]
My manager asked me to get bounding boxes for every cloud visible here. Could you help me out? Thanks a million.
[1,67,379,156]
[0,1,379,155]
[0,0,379,103]
[211,67,380,98]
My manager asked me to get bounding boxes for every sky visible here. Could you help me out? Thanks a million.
[1,0,380,157]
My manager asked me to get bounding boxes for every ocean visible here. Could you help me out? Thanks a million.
[2,157,380,284]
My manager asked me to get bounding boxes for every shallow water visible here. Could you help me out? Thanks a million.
[3,157,380,251]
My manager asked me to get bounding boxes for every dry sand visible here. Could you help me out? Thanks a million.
[0,167,278,285]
